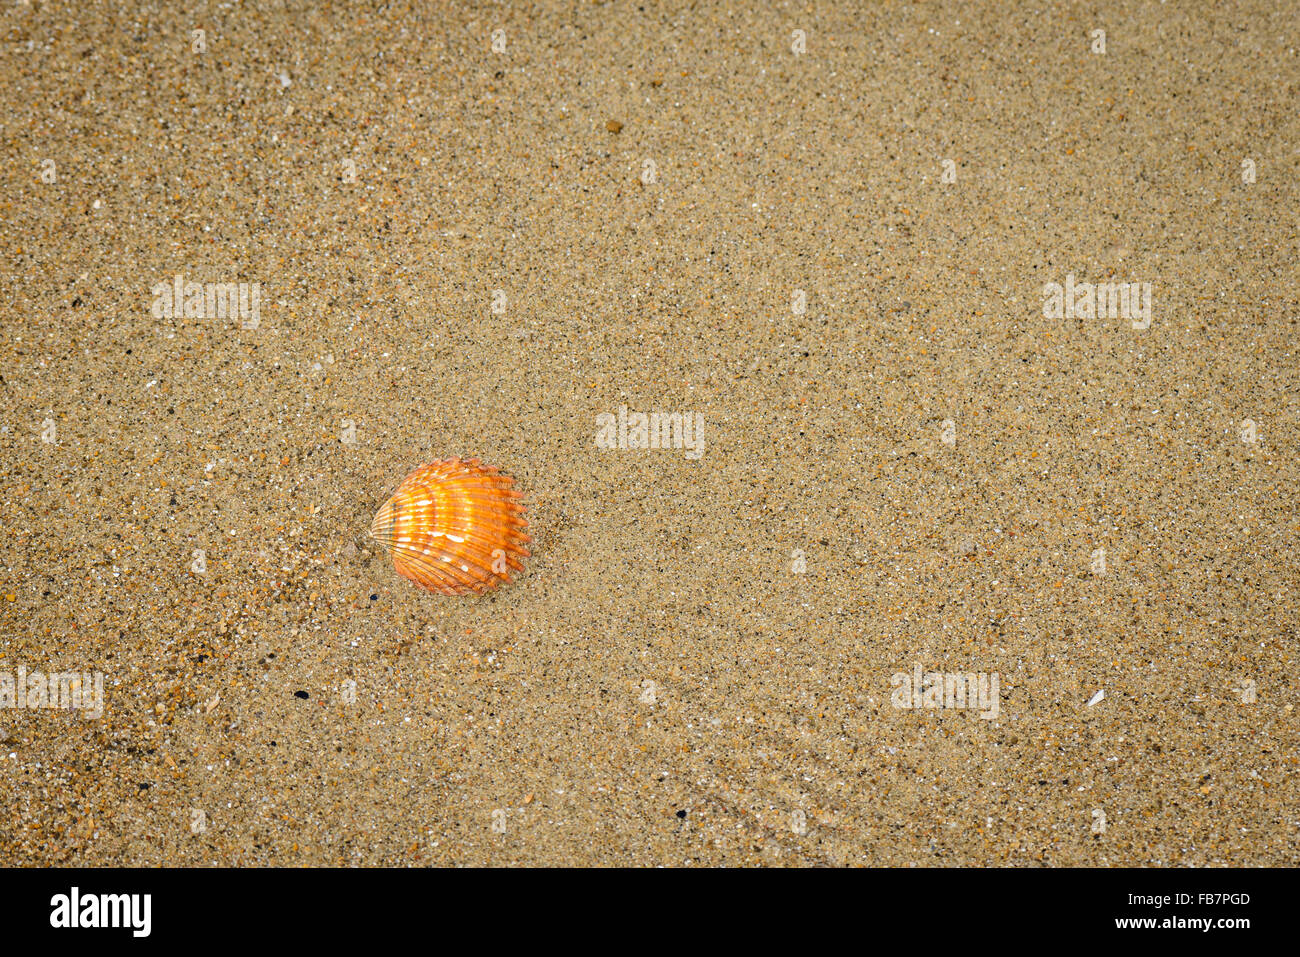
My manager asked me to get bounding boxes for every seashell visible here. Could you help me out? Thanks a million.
[369,458,531,595]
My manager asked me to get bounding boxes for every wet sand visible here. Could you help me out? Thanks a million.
[1,0,1297,865]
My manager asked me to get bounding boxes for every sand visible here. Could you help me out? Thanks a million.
[0,0,1297,866]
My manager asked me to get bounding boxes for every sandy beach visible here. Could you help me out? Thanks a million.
[1,0,1297,865]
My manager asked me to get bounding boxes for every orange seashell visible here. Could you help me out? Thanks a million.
[369,458,531,596]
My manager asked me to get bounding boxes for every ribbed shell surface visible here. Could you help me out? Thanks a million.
[369,458,531,595]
